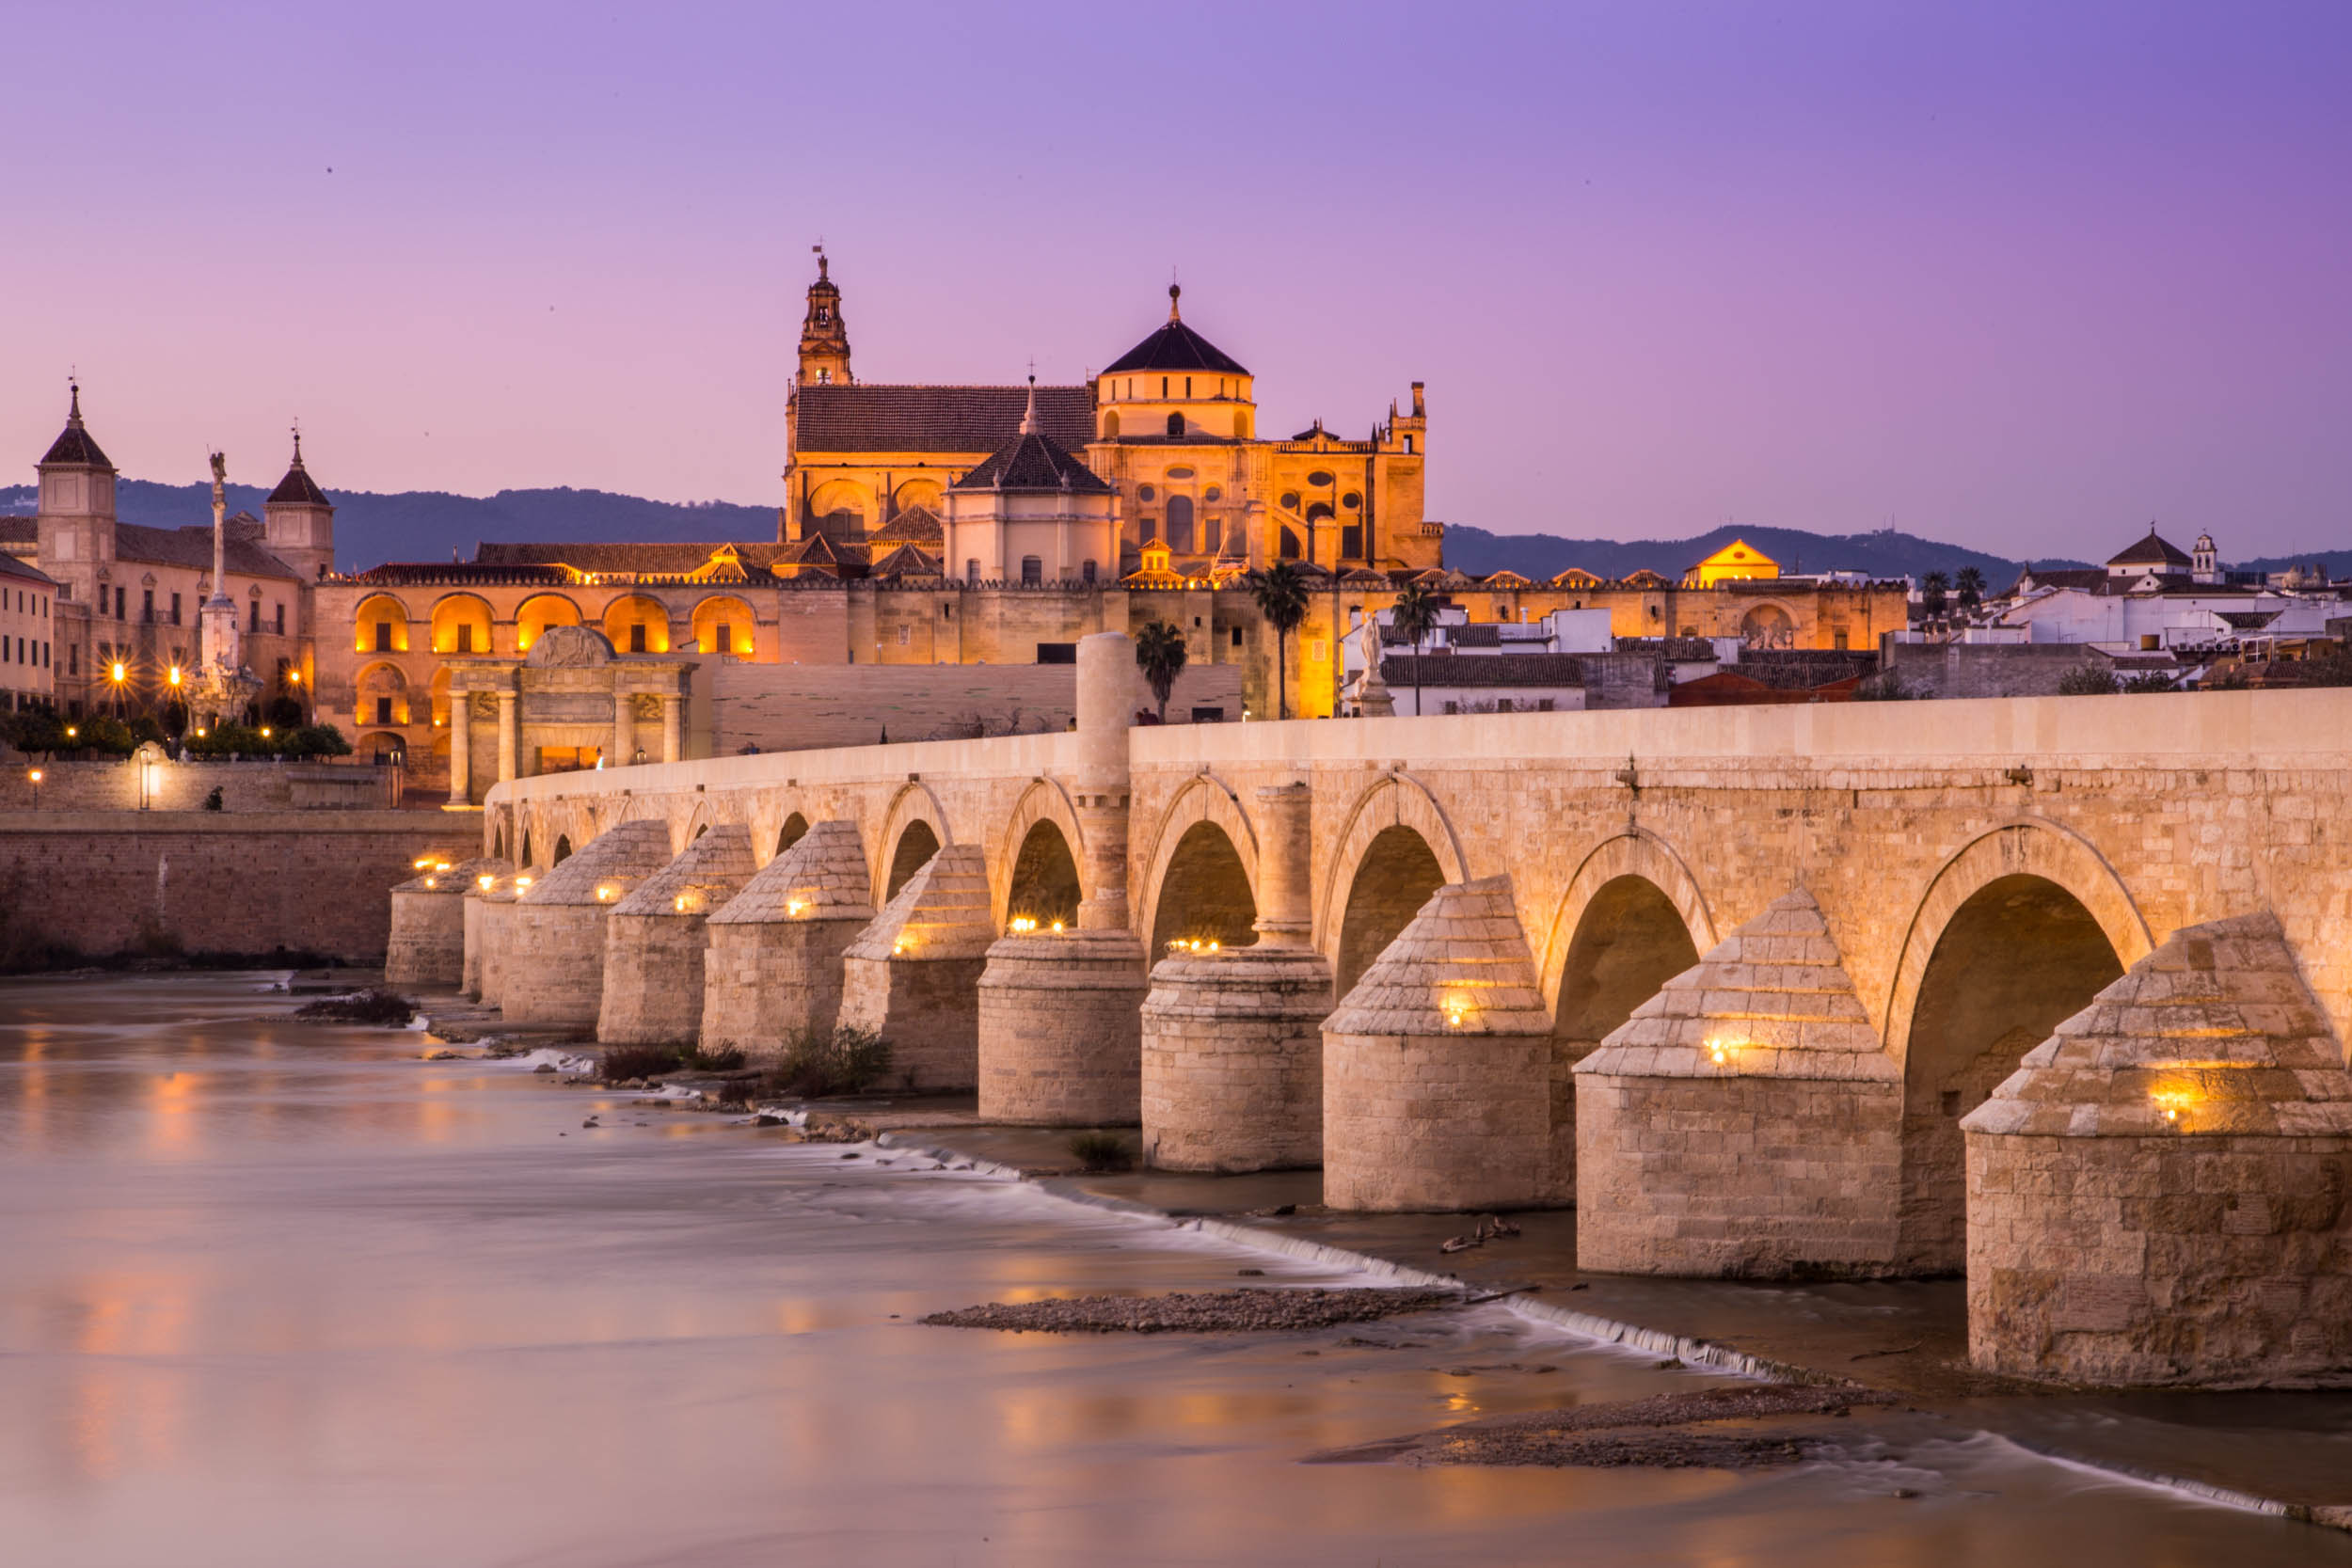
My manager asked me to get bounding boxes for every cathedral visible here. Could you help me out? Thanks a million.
[780,253,1442,580]
[7,260,1900,797]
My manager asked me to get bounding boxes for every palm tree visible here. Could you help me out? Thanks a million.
[1955,565,1986,610]
[1133,620,1188,723]
[1921,570,1949,620]
[1391,579,1440,717]
[1247,561,1310,721]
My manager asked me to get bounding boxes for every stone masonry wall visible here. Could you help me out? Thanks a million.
[711,662,1242,755]
[1577,1076,1903,1277]
[0,758,397,812]
[0,811,469,964]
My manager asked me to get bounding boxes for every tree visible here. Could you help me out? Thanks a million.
[1391,579,1441,717]
[1247,561,1310,721]
[1954,565,1985,610]
[1133,620,1188,723]
[1921,570,1949,619]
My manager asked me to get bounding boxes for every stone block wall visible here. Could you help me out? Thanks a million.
[598,911,717,1046]
[711,661,1243,755]
[1576,1076,1903,1276]
[976,930,1147,1125]
[387,857,509,988]
[837,953,988,1090]
[1966,1132,2352,1385]
[0,811,468,964]
[0,758,396,812]
[700,917,866,1058]
[1140,949,1331,1171]
[499,904,612,1027]
[1323,1029,1550,1211]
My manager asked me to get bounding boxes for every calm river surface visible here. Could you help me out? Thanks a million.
[1,973,2343,1567]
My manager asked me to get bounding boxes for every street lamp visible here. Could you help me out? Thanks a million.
[110,661,126,717]
[27,768,40,810]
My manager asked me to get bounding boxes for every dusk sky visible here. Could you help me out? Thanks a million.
[6,1,2347,562]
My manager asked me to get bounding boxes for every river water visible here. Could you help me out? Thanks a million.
[0,973,2342,1567]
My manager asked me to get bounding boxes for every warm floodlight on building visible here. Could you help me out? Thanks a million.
[168,665,182,687]
[595,884,617,902]
[1708,1039,1732,1066]
[515,876,532,891]
[787,898,808,917]
[1051,920,1066,933]
[110,662,126,683]
[478,875,495,891]
[1442,994,1472,1031]
[1009,915,1038,933]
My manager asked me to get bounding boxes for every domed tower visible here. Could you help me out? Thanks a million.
[263,430,337,586]
[33,380,118,610]
[1095,285,1252,442]
[798,249,851,388]
[943,378,1116,585]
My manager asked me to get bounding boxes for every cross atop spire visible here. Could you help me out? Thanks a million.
[67,377,82,425]
[1019,374,1039,436]
[1168,281,1182,323]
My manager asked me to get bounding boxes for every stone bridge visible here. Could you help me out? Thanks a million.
[392,634,2352,1388]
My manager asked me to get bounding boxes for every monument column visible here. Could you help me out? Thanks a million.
[448,690,472,805]
[612,689,633,768]
[660,694,682,763]
[496,690,518,784]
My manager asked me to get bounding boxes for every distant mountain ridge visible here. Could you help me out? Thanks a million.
[0,481,778,574]
[6,481,2341,583]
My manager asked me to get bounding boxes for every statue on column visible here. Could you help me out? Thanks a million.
[191,451,262,731]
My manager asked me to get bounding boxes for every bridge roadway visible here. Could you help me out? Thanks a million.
[398,634,2352,1387]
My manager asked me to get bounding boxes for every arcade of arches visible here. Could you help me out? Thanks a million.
[451,680,2352,1385]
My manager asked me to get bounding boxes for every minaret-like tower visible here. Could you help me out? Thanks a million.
[33,381,119,610]
[797,249,851,387]
[263,429,337,586]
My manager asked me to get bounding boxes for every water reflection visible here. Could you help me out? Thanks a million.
[0,973,2344,1568]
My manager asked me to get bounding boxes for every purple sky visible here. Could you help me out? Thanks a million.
[5,1,2347,561]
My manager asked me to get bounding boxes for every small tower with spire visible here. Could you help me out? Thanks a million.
[33,380,119,609]
[798,248,851,387]
[263,428,337,587]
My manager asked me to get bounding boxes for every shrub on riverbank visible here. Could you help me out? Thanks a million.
[1067,1132,1134,1172]
[768,1025,892,1098]
[295,989,417,1024]
[597,1043,747,1082]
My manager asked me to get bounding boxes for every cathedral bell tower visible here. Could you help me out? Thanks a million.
[34,381,119,610]
[797,250,851,387]
[263,430,337,588]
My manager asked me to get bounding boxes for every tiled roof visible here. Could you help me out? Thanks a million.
[1104,318,1248,376]
[869,504,943,545]
[40,388,111,469]
[2014,567,2106,593]
[611,824,757,919]
[1379,653,1585,688]
[0,516,37,546]
[2106,530,2191,568]
[794,383,1093,453]
[473,541,792,578]
[1324,877,1549,1038]
[266,438,331,507]
[710,819,875,925]
[0,549,57,586]
[115,521,299,581]
[951,430,1111,493]
[1730,650,1877,689]
[516,819,675,907]
[871,543,940,578]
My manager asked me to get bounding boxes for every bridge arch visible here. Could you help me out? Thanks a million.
[1139,774,1262,958]
[996,778,1086,929]
[1319,772,1468,999]
[877,782,952,899]
[1539,830,1717,1050]
[1884,819,2149,1274]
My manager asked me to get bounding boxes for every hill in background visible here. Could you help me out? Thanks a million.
[0,481,777,574]
[6,481,2340,583]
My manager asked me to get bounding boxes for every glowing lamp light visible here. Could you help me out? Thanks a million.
[434,863,452,873]
[515,876,533,890]
[787,898,808,917]
[261,727,272,739]
[110,662,126,683]
[414,857,433,869]
[1708,1039,1732,1067]
[286,671,299,686]
[1009,916,1038,934]
[2153,1088,2197,1129]
[478,875,495,891]
[1441,994,1472,1031]
[65,726,77,739]
[28,769,41,784]
[423,877,437,889]
[168,665,183,687]
[595,884,618,903]
[1051,920,1066,933]
[195,727,207,737]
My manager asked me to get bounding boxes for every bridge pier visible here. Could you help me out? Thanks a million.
[1322,877,1554,1211]
[1963,912,2352,1386]
[467,869,525,1006]
[977,632,1149,1126]
[1574,890,1903,1278]
[501,820,676,1028]
[597,826,757,1048]
[701,819,875,1060]
[1141,779,1332,1171]
[389,855,509,989]
[837,844,994,1091]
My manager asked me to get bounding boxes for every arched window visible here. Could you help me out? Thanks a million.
[1166,412,1184,437]
[1021,556,1042,586]
[1167,495,1195,553]
[1102,411,1120,438]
